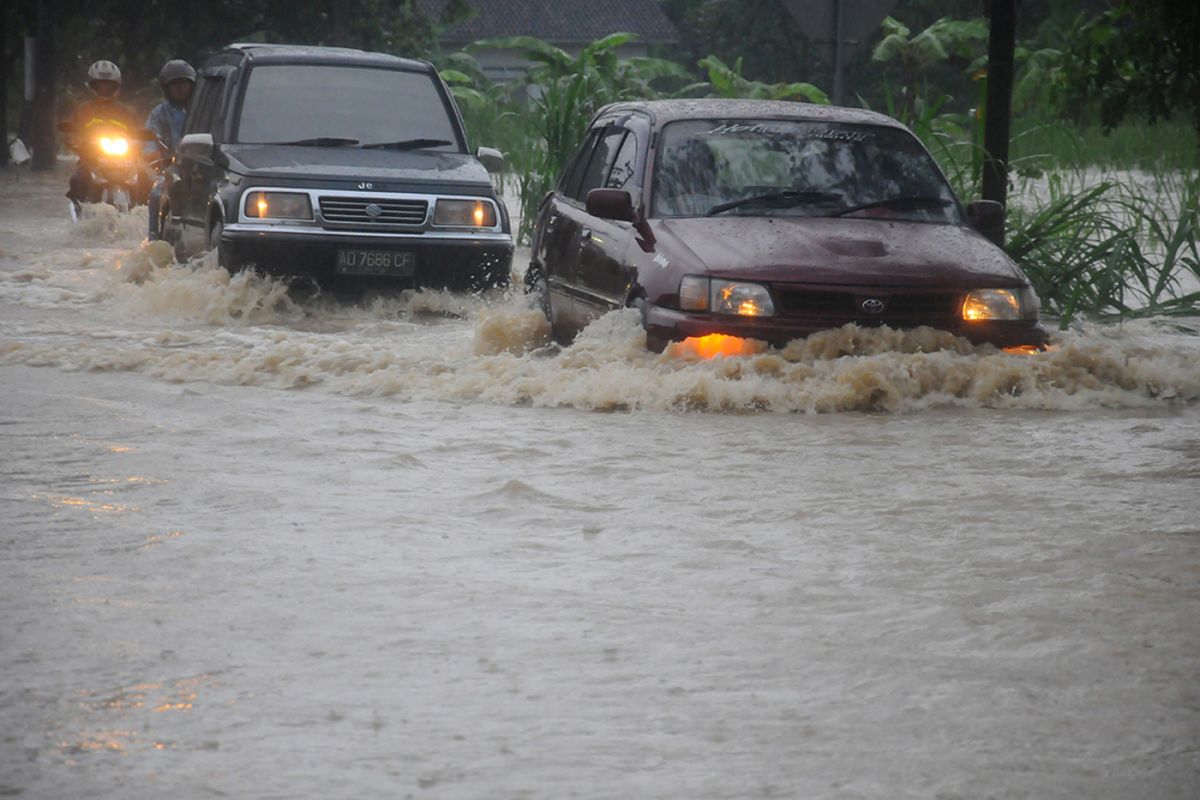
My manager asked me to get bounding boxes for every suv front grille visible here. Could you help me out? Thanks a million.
[319,196,429,227]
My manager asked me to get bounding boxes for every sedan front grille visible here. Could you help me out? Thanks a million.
[319,196,429,227]
[777,287,963,324]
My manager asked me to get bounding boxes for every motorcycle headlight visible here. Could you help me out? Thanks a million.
[962,288,1039,322]
[244,191,313,220]
[99,136,130,156]
[678,276,775,316]
[433,198,497,227]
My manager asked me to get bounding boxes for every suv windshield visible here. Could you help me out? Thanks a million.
[236,64,461,151]
[652,119,961,223]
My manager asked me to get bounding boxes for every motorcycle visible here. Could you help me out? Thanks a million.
[57,120,159,221]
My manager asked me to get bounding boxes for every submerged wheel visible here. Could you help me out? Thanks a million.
[208,219,226,269]
[525,262,572,345]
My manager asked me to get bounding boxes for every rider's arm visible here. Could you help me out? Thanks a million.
[143,104,167,157]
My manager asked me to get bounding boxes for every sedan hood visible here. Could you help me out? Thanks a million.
[650,216,1026,287]
[222,144,493,187]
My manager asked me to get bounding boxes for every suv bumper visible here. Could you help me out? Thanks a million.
[220,225,514,289]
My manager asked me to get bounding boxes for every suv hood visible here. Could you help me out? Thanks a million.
[223,144,493,187]
[651,216,1027,287]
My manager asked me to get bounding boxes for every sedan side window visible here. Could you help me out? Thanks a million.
[560,130,602,200]
[604,131,639,191]
[573,129,625,201]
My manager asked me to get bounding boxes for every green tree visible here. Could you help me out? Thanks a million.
[1060,0,1200,136]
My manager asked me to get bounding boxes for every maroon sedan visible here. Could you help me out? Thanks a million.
[527,99,1046,354]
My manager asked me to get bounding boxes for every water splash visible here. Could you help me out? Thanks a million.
[3,238,1198,414]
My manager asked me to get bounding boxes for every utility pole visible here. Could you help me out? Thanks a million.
[981,0,1017,245]
[30,0,55,172]
[1,12,8,166]
[831,0,844,105]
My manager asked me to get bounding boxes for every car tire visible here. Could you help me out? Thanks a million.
[526,263,552,318]
[207,218,226,270]
[161,213,186,262]
[546,292,575,347]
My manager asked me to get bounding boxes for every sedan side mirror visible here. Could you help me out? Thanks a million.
[586,188,636,222]
[476,146,504,172]
[966,199,1005,240]
[178,132,214,162]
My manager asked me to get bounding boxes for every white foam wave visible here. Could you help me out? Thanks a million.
[3,300,1198,413]
[3,236,1199,414]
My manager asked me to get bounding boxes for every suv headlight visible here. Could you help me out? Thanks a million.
[679,276,775,316]
[245,191,313,220]
[434,198,497,227]
[962,288,1040,321]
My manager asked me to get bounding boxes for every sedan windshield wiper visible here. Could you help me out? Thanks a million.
[271,136,360,147]
[360,138,454,151]
[706,190,841,217]
[830,195,953,217]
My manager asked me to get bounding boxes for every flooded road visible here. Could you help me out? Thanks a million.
[2,168,1198,798]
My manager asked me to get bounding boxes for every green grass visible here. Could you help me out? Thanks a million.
[1011,118,1199,172]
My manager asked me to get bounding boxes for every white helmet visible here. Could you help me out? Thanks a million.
[86,60,122,96]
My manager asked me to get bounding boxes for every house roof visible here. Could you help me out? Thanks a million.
[420,0,678,46]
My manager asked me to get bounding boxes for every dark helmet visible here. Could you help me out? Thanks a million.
[158,59,196,90]
[86,59,121,98]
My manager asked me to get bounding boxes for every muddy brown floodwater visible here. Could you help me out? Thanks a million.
[2,166,1198,799]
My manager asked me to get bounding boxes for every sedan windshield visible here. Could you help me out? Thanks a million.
[236,64,461,151]
[652,119,961,223]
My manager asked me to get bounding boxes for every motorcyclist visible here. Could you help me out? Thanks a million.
[144,59,195,239]
[65,60,139,207]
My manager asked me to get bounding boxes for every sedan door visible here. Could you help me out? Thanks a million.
[537,129,600,336]
[548,126,627,329]
[576,127,643,311]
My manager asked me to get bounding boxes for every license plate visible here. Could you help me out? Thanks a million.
[335,249,416,276]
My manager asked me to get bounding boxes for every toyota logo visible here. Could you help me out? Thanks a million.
[861,298,886,314]
[364,203,383,218]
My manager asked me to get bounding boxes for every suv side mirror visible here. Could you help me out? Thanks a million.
[586,188,636,222]
[476,146,504,172]
[178,132,214,162]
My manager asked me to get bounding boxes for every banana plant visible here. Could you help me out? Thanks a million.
[872,16,988,124]
[695,55,828,104]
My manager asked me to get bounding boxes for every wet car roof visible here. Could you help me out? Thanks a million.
[598,99,907,131]
[222,43,432,71]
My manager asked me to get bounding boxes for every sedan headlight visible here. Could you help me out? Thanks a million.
[678,276,775,316]
[962,287,1039,322]
[434,198,497,227]
[245,191,313,220]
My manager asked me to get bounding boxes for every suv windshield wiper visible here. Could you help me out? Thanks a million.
[272,136,360,147]
[360,138,454,151]
[830,195,953,217]
[706,190,840,217]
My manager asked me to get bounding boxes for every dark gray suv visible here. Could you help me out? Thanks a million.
[163,44,513,289]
